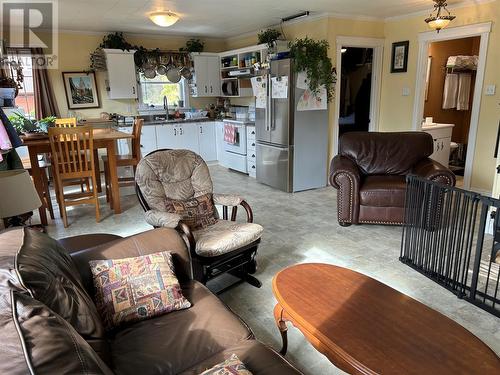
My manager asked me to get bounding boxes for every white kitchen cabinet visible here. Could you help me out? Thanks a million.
[215,121,227,167]
[140,126,157,156]
[156,124,176,149]
[198,122,217,161]
[422,123,454,168]
[175,123,199,152]
[191,54,220,97]
[103,49,138,99]
[246,125,256,177]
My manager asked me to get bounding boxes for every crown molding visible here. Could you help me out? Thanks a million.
[384,0,498,22]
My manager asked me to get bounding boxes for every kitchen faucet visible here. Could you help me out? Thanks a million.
[163,95,169,119]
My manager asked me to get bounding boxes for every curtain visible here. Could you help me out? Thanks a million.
[32,48,60,119]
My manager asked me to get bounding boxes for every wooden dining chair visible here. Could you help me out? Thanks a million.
[103,119,144,208]
[21,157,55,221]
[48,126,100,227]
[54,117,77,128]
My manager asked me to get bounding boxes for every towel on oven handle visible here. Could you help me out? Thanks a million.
[224,123,237,144]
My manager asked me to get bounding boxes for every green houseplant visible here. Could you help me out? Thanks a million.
[179,39,204,53]
[288,37,335,101]
[99,32,134,51]
[8,112,56,134]
[257,29,282,49]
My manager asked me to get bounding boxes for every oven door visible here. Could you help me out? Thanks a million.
[224,123,247,155]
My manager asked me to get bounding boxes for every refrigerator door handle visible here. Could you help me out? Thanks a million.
[266,75,272,132]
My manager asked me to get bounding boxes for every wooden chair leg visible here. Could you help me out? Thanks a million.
[104,160,110,203]
[41,170,54,220]
[93,149,102,193]
[92,173,100,223]
[55,176,68,228]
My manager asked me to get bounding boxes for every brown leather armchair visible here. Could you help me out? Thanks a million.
[330,132,456,226]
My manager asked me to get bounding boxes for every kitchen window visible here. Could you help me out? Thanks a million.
[139,74,188,109]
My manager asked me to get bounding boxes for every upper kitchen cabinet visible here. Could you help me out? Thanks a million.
[190,53,220,97]
[103,49,138,99]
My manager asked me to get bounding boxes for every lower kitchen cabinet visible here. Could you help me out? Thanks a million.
[156,124,177,150]
[198,122,217,161]
[140,126,157,156]
[215,121,227,167]
[175,123,199,152]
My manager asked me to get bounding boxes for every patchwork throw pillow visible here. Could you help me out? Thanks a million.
[165,193,217,230]
[199,354,253,375]
[89,251,191,330]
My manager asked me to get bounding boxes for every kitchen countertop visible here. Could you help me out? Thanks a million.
[222,119,255,125]
[139,117,214,126]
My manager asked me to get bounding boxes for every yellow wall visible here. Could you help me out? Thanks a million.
[380,1,500,191]
[50,32,226,119]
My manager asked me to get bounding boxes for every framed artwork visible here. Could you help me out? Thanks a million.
[62,71,100,109]
[391,41,409,73]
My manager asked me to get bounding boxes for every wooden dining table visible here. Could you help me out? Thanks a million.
[22,128,133,225]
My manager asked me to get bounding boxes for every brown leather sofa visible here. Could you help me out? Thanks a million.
[0,227,301,375]
[330,132,456,226]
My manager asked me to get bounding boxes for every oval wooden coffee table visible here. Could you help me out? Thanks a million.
[272,263,500,375]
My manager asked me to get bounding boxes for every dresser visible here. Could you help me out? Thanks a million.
[422,123,455,168]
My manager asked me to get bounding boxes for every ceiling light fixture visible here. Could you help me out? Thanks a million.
[424,0,456,32]
[282,11,310,23]
[149,11,179,27]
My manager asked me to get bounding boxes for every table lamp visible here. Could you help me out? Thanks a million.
[0,169,42,227]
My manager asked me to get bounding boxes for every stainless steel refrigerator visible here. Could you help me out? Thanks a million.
[256,58,329,192]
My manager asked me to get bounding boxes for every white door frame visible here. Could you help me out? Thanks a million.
[333,36,384,156]
[412,22,492,189]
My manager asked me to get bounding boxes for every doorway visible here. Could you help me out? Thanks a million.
[423,37,480,187]
[412,22,491,190]
[338,47,373,136]
[333,36,384,156]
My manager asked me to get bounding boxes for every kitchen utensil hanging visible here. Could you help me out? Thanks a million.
[166,55,181,83]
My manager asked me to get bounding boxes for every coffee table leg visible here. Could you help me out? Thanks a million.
[274,304,288,355]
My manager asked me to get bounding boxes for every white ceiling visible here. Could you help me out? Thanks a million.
[50,0,467,38]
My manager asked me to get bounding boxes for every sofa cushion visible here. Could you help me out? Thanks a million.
[193,220,263,257]
[199,354,252,375]
[0,228,104,340]
[0,291,113,375]
[110,281,253,375]
[360,175,407,207]
[178,341,302,375]
[90,251,191,330]
[165,193,218,230]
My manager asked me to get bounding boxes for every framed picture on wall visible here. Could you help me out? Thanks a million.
[62,71,100,109]
[391,41,409,73]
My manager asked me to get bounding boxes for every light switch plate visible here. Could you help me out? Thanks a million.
[402,87,410,96]
[485,85,496,96]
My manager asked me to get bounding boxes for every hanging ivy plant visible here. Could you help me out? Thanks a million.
[257,29,282,49]
[99,32,134,51]
[179,39,205,53]
[289,37,335,101]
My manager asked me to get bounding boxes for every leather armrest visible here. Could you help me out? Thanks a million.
[329,155,361,188]
[412,158,456,186]
[329,155,361,224]
[213,193,243,207]
[58,234,122,254]
[144,210,181,228]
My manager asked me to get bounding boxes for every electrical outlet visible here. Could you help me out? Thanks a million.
[485,85,496,96]
[402,87,410,96]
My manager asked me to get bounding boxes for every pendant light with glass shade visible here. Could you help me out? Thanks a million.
[149,11,180,27]
[425,0,456,32]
